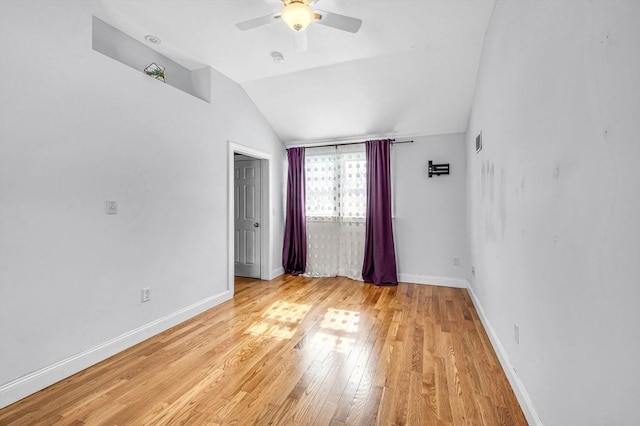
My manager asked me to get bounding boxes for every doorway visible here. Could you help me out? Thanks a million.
[234,154,261,278]
[227,141,271,294]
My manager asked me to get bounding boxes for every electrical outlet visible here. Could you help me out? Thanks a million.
[514,322,520,344]
[141,287,151,303]
[453,256,460,266]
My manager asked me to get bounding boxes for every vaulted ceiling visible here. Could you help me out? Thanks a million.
[94,0,495,146]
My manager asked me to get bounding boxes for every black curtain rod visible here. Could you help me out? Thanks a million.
[286,139,413,150]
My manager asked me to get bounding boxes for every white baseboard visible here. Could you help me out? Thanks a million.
[270,267,284,280]
[398,273,468,288]
[0,290,233,409]
[466,284,543,426]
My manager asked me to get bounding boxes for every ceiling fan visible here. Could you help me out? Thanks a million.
[235,0,362,53]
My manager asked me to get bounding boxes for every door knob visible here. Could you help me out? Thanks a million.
[254,223,260,227]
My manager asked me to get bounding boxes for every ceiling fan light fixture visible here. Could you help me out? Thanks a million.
[281,1,314,32]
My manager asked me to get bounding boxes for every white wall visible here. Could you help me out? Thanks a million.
[466,1,639,425]
[394,133,469,287]
[0,0,285,407]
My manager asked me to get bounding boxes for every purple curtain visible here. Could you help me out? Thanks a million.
[282,148,307,275]
[362,140,398,285]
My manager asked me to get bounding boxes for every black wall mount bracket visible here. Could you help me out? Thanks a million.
[428,161,450,178]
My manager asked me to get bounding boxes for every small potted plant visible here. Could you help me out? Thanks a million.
[144,63,166,82]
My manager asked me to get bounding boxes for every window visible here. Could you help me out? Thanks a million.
[304,145,367,279]
[305,145,366,220]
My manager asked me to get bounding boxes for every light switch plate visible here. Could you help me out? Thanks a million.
[106,201,117,215]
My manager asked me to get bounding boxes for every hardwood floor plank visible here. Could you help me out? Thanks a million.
[434,355,454,423]
[375,386,395,425]
[0,276,527,425]
[358,384,383,426]
[407,371,425,426]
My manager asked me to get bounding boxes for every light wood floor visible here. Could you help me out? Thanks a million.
[0,275,527,425]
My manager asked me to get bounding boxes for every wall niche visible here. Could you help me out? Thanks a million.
[92,17,211,103]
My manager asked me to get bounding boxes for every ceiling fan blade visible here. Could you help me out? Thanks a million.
[315,9,362,33]
[236,12,280,31]
[293,30,308,53]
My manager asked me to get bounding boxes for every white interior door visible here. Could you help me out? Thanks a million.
[234,158,261,278]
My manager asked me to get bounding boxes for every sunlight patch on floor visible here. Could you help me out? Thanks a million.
[246,300,312,340]
[311,332,356,354]
[309,308,360,353]
[319,308,360,332]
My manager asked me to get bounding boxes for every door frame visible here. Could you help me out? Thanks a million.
[228,141,271,294]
